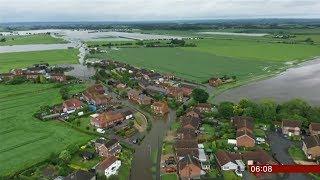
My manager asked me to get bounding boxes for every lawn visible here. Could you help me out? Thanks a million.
[0,83,92,177]
[0,49,79,72]
[288,146,306,161]
[222,171,241,180]
[161,173,178,180]
[87,38,320,83]
[0,34,67,46]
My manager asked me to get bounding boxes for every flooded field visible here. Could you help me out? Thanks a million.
[215,58,320,106]
[199,31,268,36]
[0,43,74,53]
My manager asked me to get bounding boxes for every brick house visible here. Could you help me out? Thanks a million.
[208,77,223,87]
[232,116,255,147]
[215,150,242,171]
[50,74,66,82]
[63,98,83,114]
[181,116,201,131]
[282,120,302,136]
[309,123,320,136]
[166,87,184,102]
[127,89,152,105]
[185,108,201,118]
[195,103,212,113]
[180,84,194,97]
[94,138,122,157]
[177,155,202,180]
[151,101,169,115]
[302,135,320,159]
[91,111,124,128]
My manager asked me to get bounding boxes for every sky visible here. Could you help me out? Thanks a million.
[0,0,320,22]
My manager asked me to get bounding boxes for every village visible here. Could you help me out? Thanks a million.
[2,59,320,180]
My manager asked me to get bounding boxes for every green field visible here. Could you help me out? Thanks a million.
[0,49,79,72]
[87,38,320,82]
[0,34,67,46]
[0,83,92,176]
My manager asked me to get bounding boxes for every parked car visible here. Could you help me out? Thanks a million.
[235,169,243,177]
[96,128,105,134]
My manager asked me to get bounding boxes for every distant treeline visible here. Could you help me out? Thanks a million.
[1,19,320,32]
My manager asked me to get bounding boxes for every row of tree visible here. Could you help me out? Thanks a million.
[217,99,320,127]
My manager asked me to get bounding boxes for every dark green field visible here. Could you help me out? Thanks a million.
[87,37,320,82]
[0,49,79,72]
[0,84,92,176]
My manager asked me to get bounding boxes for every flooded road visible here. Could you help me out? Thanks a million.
[130,110,176,180]
[215,58,320,106]
[0,43,74,53]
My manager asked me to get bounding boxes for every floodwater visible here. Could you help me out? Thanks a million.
[130,110,176,180]
[199,31,268,37]
[0,43,74,53]
[215,58,320,106]
[57,64,95,80]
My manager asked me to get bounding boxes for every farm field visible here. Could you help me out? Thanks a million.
[87,38,320,82]
[0,83,92,177]
[0,34,67,46]
[0,49,79,72]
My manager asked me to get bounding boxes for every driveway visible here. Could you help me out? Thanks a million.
[268,131,310,180]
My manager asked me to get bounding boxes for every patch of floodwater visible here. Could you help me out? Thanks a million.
[199,31,268,37]
[215,58,320,105]
[0,43,75,53]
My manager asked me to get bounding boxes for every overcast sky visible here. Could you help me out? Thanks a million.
[0,0,319,22]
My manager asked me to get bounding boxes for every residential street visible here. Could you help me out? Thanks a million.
[268,131,310,180]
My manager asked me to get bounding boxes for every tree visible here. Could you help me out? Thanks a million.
[0,38,6,42]
[59,150,71,164]
[218,101,234,119]
[59,86,69,100]
[191,88,209,103]
[260,100,277,121]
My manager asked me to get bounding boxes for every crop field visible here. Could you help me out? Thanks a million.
[87,38,320,82]
[0,49,79,72]
[0,83,92,176]
[0,34,67,46]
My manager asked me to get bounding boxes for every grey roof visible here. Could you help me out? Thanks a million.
[304,135,320,149]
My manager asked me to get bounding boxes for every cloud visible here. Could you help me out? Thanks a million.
[0,0,319,22]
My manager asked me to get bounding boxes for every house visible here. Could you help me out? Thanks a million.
[185,108,201,118]
[96,155,121,178]
[64,170,95,180]
[198,144,210,170]
[91,111,124,128]
[175,140,199,159]
[309,123,320,135]
[181,116,201,131]
[62,98,83,114]
[127,89,152,105]
[242,149,277,166]
[302,135,320,159]
[121,109,134,120]
[127,89,141,101]
[83,84,110,106]
[94,138,122,157]
[145,85,167,96]
[177,155,203,180]
[50,73,66,82]
[151,101,169,115]
[282,120,302,136]
[232,116,255,147]
[116,83,126,89]
[215,150,241,171]
[180,84,194,97]
[167,87,184,102]
[177,128,197,140]
[195,103,212,113]
[208,77,223,87]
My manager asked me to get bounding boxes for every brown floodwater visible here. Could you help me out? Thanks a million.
[215,58,320,106]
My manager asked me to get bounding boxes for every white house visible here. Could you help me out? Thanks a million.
[198,144,210,170]
[97,156,121,178]
[215,150,241,171]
